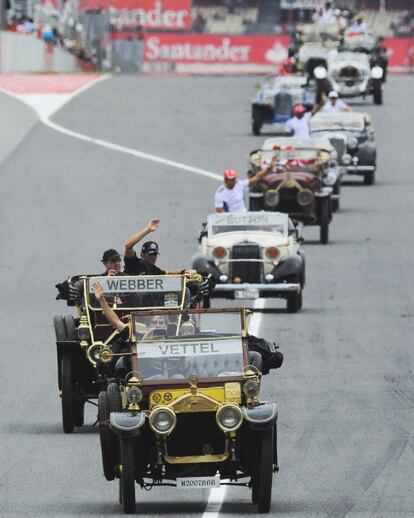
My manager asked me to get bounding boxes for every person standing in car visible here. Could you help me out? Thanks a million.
[123,219,166,275]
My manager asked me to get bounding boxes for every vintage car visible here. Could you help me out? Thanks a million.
[247,139,334,243]
[54,273,203,433]
[251,75,314,136]
[310,112,376,185]
[98,307,278,514]
[343,30,388,80]
[314,51,384,105]
[192,212,305,312]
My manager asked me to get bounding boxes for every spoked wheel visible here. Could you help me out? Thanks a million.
[61,354,75,433]
[119,438,136,514]
[319,199,330,244]
[255,427,274,513]
[98,391,117,481]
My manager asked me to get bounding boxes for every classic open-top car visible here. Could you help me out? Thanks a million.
[247,139,334,243]
[251,75,314,136]
[310,111,376,185]
[314,51,384,105]
[192,212,305,312]
[54,273,203,433]
[343,29,388,79]
[98,308,278,514]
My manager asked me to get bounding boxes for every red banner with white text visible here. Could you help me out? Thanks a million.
[385,37,414,71]
[144,34,290,65]
[79,0,192,30]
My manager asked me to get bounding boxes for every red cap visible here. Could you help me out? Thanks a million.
[293,104,306,115]
[224,168,238,180]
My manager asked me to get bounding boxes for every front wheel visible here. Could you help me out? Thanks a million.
[119,439,136,514]
[98,391,117,481]
[61,355,75,433]
[252,121,262,136]
[363,172,375,186]
[373,83,382,105]
[287,290,301,313]
[319,199,330,244]
[253,427,274,513]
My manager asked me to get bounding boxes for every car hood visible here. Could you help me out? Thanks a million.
[206,233,290,248]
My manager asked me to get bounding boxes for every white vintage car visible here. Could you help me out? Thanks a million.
[192,212,305,313]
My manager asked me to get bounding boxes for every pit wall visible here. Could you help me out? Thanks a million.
[141,34,414,75]
[0,32,82,73]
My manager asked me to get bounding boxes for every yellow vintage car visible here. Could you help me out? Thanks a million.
[54,273,202,433]
[98,307,278,514]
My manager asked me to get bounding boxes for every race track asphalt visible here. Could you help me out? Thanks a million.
[0,74,413,518]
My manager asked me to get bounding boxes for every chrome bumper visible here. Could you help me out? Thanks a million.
[214,282,301,293]
[346,165,375,174]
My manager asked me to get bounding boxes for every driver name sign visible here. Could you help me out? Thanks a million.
[89,275,181,293]
[137,338,242,358]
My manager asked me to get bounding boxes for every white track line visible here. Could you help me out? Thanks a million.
[0,75,221,182]
[1,75,264,516]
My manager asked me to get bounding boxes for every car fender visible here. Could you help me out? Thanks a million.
[242,403,278,430]
[109,411,146,437]
[271,254,303,281]
[355,142,376,165]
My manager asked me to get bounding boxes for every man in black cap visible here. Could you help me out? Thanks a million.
[101,248,123,276]
[124,219,166,275]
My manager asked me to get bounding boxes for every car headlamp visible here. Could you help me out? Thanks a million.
[314,66,327,80]
[149,407,176,435]
[243,379,260,399]
[297,189,314,206]
[216,404,243,432]
[342,153,352,165]
[371,66,383,79]
[219,274,228,283]
[264,189,280,208]
[126,386,143,405]
[265,273,274,283]
[265,247,280,260]
[324,170,337,186]
[347,136,358,150]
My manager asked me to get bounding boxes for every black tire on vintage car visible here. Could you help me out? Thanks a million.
[364,171,375,186]
[252,427,274,513]
[108,382,122,412]
[119,438,136,514]
[252,121,262,136]
[319,198,330,244]
[332,181,340,212]
[287,289,301,313]
[373,81,382,105]
[98,390,117,481]
[61,354,75,434]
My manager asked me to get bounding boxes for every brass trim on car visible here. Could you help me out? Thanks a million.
[163,452,229,464]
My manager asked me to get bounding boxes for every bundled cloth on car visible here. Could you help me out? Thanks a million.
[248,335,284,375]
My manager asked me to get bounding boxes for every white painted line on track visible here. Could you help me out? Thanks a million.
[0,75,222,182]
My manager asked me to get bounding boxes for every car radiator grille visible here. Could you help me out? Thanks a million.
[231,244,261,283]
[330,137,345,161]
[166,413,225,457]
[338,66,360,86]
[274,92,293,116]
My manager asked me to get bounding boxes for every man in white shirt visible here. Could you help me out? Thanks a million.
[349,16,367,33]
[322,91,352,112]
[285,104,312,138]
[214,166,270,213]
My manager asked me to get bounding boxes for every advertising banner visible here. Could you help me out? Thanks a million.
[281,0,324,8]
[79,0,192,30]
[385,37,414,71]
[144,34,290,65]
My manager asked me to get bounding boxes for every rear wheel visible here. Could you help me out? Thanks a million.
[61,354,74,433]
[253,428,274,513]
[119,439,136,514]
[319,199,330,244]
[98,391,117,481]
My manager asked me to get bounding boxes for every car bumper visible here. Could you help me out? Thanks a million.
[345,165,375,175]
[213,282,301,299]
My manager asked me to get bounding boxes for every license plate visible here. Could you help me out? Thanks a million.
[176,475,220,489]
[234,288,259,300]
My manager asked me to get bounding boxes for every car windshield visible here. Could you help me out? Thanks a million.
[261,148,321,172]
[208,212,288,237]
[87,275,185,310]
[311,113,364,132]
[133,310,245,381]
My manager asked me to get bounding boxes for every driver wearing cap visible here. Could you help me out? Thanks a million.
[322,91,352,112]
[214,166,270,213]
[101,249,123,276]
[285,104,312,138]
[124,219,166,275]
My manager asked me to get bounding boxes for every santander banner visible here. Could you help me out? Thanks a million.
[144,34,290,64]
[79,0,192,30]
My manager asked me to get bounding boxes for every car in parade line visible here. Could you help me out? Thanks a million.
[343,29,389,80]
[251,75,314,136]
[310,111,377,185]
[97,307,279,514]
[247,139,334,243]
[192,211,305,312]
[314,51,384,105]
[53,273,203,433]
